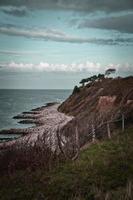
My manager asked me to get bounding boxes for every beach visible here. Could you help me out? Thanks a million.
[0,103,73,150]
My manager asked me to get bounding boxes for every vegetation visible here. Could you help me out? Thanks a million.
[105,68,116,76]
[79,74,105,87]
[79,67,116,87]
[79,78,88,87]
[0,127,133,200]
[0,75,132,200]
[72,85,80,94]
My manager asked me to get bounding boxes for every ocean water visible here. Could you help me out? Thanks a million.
[0,89,71,131]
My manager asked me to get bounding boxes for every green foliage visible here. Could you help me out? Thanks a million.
[0,127,133,199]
[79,78,87,86]
[89,75,97,82]
[97,73,105,80]
[79,74,105,86]
[72,85,80,94]
[105,68,116,76]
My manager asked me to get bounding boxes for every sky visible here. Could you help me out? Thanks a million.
[0,0,133,89]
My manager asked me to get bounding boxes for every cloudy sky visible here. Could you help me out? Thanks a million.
[0,0,133,89]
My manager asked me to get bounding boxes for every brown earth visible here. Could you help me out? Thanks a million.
[59,76,133,146]
[0,77,132,153]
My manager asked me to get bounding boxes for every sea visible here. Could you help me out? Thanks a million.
[0,90,71,139]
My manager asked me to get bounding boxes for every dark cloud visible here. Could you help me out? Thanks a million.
[0,24,133,45]
[2,7,28,17]
[79,13,133,33]
[0,0,133,12]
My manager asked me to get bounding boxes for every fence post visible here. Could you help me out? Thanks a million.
[107,122,111,139]
[56,126,68,160]
[72,125,80,161]
[122,114,125,132]
[92,124,96,143]
[75,126,80,151]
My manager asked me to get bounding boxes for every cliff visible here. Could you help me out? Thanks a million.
[0,77,133,200]
[58,76,133,146]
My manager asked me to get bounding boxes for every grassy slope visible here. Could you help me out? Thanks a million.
[0,127,133,200]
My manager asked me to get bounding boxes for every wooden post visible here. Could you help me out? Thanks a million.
[75,126,80,152]
[72,126,80,161]
[107,122,111,139]
[92,124,96,143]
[126,180,132,199]
[122,114,125,132]
[56,126,68,160]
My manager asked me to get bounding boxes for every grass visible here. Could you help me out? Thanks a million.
[0,127,133,200]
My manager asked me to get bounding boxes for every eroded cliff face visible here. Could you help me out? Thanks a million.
[59,76,133,146]
[97,96,116,112]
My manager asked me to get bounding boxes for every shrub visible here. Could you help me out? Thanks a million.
[72,86,80,94]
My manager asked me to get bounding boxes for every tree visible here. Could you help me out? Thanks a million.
[97,74,105,80]
[80,74,105,87]
[72,86,80,94]
[105,68,116,76]
[90,75,98,82]
[79,78,87,87]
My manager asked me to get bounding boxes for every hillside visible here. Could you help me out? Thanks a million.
[0,127,133,200]
[0,76,133,200]
[59,76,133,116]
[58,76,133,147]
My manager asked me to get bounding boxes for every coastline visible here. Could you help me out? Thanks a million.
[0,102,73,150]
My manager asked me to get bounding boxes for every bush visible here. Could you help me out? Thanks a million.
[72,86,80,94]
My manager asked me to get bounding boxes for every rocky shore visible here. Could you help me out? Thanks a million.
[0,103,73,150]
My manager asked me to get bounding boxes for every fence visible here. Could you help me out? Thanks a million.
[90,113,125,143]
[56,113,128,160]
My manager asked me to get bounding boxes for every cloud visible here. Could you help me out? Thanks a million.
[0,25,133,45]
[79,13,133,34]
[0,50,40,56]
[2,6,28,17]
[0,61,133,73]
[0,0,133,13]
[106,63,133,73]
[0,61,102,72]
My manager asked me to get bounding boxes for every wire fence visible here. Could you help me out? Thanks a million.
[56,113,129,160]
[89,114,126,143]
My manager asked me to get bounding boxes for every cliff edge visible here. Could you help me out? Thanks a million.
[58,76,133,146]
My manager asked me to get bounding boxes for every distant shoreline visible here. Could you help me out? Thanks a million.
[0,102,58,135]
[0,89,72,131]
[0,102,73,150]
